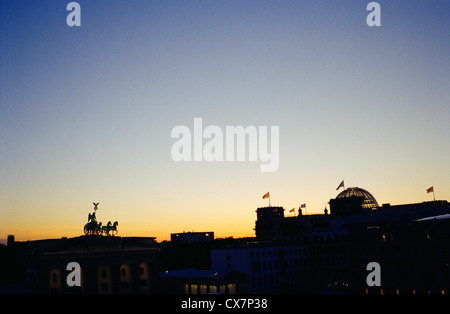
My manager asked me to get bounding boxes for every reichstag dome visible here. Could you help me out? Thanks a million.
[336,187,379,210]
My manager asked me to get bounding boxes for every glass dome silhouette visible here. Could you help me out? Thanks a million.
[336,187,379,210]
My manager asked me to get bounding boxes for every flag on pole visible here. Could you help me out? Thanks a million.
[300,203,307,214]
[427,186,435,201]
[289,208,295,213]
[336,180,345,190]
[262,192,271,206]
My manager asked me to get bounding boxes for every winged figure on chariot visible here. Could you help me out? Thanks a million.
[83,202,118,236]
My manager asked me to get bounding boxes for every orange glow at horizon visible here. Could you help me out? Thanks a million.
[1,1,449,246]
[2,184,448,243]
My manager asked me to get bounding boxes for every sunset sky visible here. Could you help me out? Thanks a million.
[1,0,449,242]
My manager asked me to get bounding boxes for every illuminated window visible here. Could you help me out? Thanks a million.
[49,269,61,291]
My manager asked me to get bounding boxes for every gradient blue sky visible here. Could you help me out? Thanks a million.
[1,0,449,241]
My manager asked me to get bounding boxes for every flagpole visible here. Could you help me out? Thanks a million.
[427,186,436,201]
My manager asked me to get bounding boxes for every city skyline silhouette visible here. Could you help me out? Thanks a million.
[1,1,449,244]
[2,186,449,294]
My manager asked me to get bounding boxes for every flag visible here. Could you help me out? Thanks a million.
[427,186,434,193]
[300,204,306,208]
[336,180,345,190]
[289,208,295,213]
[262,192,270,199]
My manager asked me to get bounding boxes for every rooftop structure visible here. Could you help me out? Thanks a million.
[336,187,379,210]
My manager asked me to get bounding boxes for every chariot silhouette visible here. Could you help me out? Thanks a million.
[83,202,118,236]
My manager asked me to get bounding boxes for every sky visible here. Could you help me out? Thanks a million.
[1,0,449,242]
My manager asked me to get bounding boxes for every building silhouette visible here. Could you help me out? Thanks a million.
[335,187,379,210]
[6,236,159,293]
[158,268,247,294]
[2,187,449,294]
[254,207,284,241]
[211,242,310,293]
[212,187,450,293]
[171,231,214,243]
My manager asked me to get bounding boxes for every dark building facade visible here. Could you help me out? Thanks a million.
[248,187,450,293]
[2,187,449,294]
[254,207,284,241]
[171,231,214,243]
[158,268,248,294]
[344,213,450,294]
[211,242,310,293]
[9,236,159,293]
